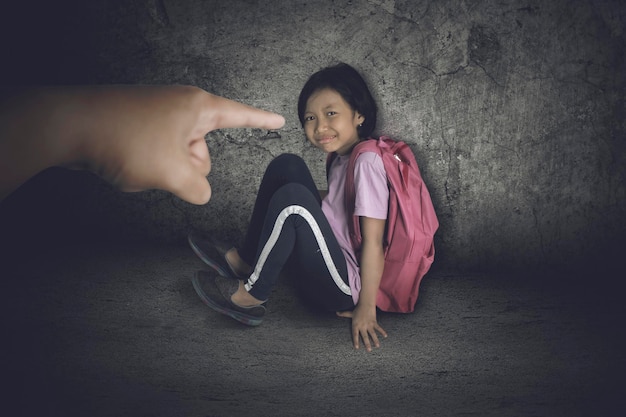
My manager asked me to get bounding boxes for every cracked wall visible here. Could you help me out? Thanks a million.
[1,0,624,274]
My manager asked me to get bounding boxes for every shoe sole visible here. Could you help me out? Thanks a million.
[191,274,263,327]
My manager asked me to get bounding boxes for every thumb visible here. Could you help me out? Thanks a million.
[169,167,212,204]
[336,311,353,319]
[170,136,212,204]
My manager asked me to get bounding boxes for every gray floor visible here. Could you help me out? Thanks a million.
[2,242,624,417]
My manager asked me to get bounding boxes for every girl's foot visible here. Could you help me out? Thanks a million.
[230,280,264,307]
[225,248,252,278]
[187,232,250,279]
[191,270,266,326]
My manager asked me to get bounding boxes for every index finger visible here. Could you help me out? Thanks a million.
[202,92,285,131]
[352,325,360,350]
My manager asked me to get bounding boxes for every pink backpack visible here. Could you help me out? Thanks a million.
[327,136,439,313]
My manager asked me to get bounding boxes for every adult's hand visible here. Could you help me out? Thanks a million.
[0,85,285,204]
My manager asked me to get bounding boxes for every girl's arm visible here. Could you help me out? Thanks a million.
[337,216,388,351]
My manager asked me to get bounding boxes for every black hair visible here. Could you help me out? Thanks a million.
[297,63,377,138]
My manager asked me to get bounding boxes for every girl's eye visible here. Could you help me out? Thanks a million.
[327,111,337,116]
[304,115,315,122]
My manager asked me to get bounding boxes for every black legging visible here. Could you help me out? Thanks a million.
[238,153,354,312]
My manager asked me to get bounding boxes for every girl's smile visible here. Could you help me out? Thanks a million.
[303,88,364,155]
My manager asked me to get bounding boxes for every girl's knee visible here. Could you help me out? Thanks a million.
[268,153,307,173]
[273,153,303,163]
[272,183,316,206]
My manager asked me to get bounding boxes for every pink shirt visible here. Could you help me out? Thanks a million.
[322,151,389,305]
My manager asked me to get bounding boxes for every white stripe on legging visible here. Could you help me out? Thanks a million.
[245,205,352,296]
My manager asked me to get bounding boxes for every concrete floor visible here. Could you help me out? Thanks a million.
[1,242,624,417]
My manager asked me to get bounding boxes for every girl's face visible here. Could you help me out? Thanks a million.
[303,88,364,155]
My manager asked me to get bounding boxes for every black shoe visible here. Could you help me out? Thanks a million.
[191,270,266,326]
[187,231,243,279]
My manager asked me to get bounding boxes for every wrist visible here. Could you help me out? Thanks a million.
[59,87,106,171]
[356,298,377,310]
[33,87,94,170]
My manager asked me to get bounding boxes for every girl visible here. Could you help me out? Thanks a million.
[189,63,389,351]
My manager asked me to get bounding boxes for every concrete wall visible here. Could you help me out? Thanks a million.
[1,0,624,274]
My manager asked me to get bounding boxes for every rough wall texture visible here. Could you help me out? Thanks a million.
[1,0,624,273]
